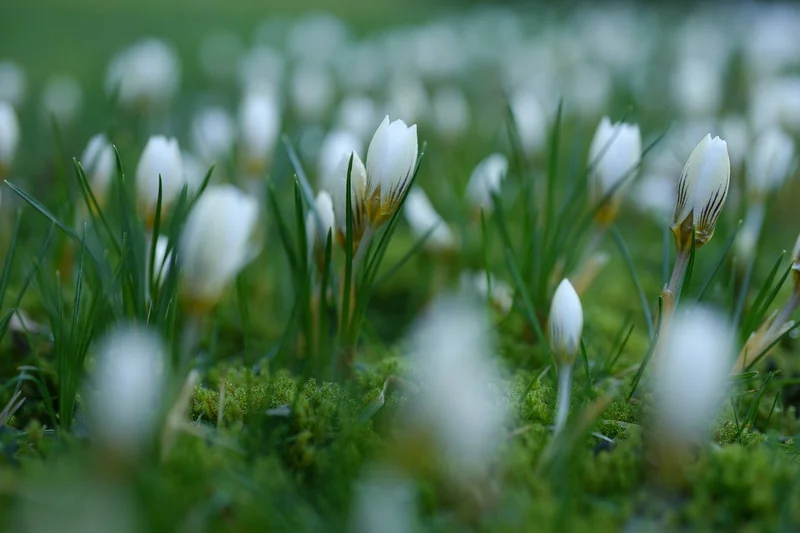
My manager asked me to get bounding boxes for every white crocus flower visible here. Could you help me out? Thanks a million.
[466,153,509,213]
[41,75,83,127]
[191,106,236,164]
[305,191,335,265]
[548,278,583,434]
[80,134,115,203]
[0,101,20,175]
[238,89,281,174]
[180,184,259,311]
[405,296,508,482]
[746,126,795,198]
[403,188,455,252]
[0,61,26,107]
[105,38,181,110]
[135,136,185,224]
[317,129,362,184]
[365,116,419,227]
[510,90,547,156]
[88,326,166,457]
[323,150,368,247]
[588,116,641,224]
[654,305,733,444]
[671,134,730,251]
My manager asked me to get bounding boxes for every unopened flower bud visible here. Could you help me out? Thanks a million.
[588,116,641,225]
[548,279,584,366]
[671,134,730,251]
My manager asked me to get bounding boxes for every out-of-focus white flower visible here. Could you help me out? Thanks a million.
[588,116,641,224]
[673,58,723,118]
[511,90,547,156]
[180,184,259,310]
[335,94,378,142]
[89,326,166,456]
[466,153,508,212]
[105,38,180,110]
[549,279,584,365]
[305,191,335,260]
[459,270,513,315]
[405,295,508,480]
[746,126,795,198]
[749,76,800,134]
[318,128,362,184]
[568,63,612,117]
[80,134,115,202]
[632,173,676,223]
[0,61,26,107]
[403,188,455,252]
[385,77,429,125]
[365,116,419,226]
[671,134,730,249]
[135,136,185,223]
[654,305,733,443]
[351,466,417,533]
[431,86,470,140]
[719,115,750,169]
[0,101,20,175]
[41,75,83,127]
[237,45,284,93]
[323,150,368,245]
[191,106,236,164]
[289,61,335,121]
[198,30,244,82]
[238,89,281,173]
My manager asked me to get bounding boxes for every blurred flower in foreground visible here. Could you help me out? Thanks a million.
[588,116,641,225]
[105,38,180,110]
[180,184,259,313]
[403,188,456,252]
[88,326,166,458]
[80,134,115,204]
[191,106,236,164]
[351,465,417,533]
[238,88,281,175]
[404,295,507,481]
[671,134,730,252]
[548,279,584,434]
[0,101,20,177]
[653,306,733,445]
[365,115,419,227]
[135,136,185,225]
[466,153,509,214]
[0,60,26,107]
[41,74,83,127]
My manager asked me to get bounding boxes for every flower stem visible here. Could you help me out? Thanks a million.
[666,249,690,297]
[554,364,573,436]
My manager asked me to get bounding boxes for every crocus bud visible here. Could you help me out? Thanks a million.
[548,279,583,366]
[365,116,419,227]
[671,134,730,251]
[238,89,281,175]
[465,153,509,213]
[80,134,115,204]
[746,126,795,199]
[654,305,733,444]
[403,188,455,252]
[324,150,368,247]
[0,101,20,176]
[135,136,185,224]
[180,184,259,312]
[191,106,236,164]
[305,191,335,268]
[588,116,642,224]
[88,326,166,457]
